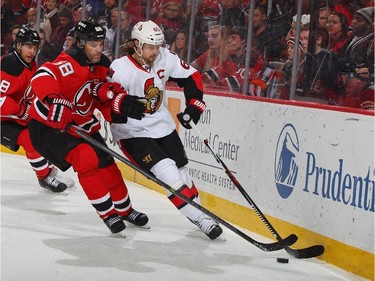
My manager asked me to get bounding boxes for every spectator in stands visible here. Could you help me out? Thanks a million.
[67,0,81,12]
[62,27,75,50]
[37,28,60,65]
[111,11,133,59]
[2,24,22,55]
[200,0,221,26]
[282,37,305,96]
[326,11,350,56]
[181,0,220,59]
[51,6,74,51]
[24,7,37,28]
[254,3,289,61]
[170,29,189,61]
[337,7,374,109]
[190,25,229,73]
[122,0,144,24]
[154,0,183,46]
[96,0,116,28]
[319,6,331,29]
[72,6,91,25]
[40,0,60,42]
[202,26,248,86]
[1,0,15,38]
[285,13,310,42]
[218,0,246,28]
[103,7,120,60]
[304,27,340,103]
[248,37,304,98]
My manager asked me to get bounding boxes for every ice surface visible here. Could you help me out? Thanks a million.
[0,153,366,281]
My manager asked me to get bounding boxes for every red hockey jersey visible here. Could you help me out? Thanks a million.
[0,52,38,126]
[29,47,112,134]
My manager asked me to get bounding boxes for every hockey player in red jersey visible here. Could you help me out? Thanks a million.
[0,26,73,193]
[108,20,223,240]
[27,20,149,235]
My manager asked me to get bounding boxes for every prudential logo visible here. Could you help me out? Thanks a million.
[274,124,299,199]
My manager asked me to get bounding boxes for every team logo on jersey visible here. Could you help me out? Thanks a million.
[142,154,152,164]
[73,81,95,115]
[144,78,162,114]
[274,123,300,199]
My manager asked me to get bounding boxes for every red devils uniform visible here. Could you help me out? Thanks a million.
[0,52,51,179]
[28,46,135,219]
[0,52,37,126]
[30,49,108,134]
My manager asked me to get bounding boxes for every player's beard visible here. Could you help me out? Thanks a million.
[144,55,156,66]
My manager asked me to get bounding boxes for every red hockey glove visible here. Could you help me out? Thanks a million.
[111,93,146,123]
[91,81,125,102]
[16,99,32,120]
[177,99,206,129]
[46,95,73,130]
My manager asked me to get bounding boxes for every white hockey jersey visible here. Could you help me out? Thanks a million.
[108,47,203,141]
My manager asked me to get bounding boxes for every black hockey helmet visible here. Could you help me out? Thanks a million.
[15,27,41,45]
[75,20,106,42]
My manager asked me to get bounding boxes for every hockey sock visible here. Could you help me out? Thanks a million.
[179,166,200,204]
[17,129,50,179]
[98,164,133,216]
[151,158,203,221]
[66,144,118,218]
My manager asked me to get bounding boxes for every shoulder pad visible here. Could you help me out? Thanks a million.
[1,53,24,76]
[66,47,87,66]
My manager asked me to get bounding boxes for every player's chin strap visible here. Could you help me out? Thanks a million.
[133,45,150,70]
[66,124,297,252]
[189,121,325,259]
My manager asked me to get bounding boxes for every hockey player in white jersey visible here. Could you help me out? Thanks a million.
[108,20,223,240]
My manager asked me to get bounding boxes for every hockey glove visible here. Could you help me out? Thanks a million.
[91,81,125,102]
[16,99,32,120]
[111,93,146,123]
[177,99,206,129]
[46,95,73,130]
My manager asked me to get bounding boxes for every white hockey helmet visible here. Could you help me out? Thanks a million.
[131,20,165,48]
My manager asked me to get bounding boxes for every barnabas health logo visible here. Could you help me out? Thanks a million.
[274,124,299,199]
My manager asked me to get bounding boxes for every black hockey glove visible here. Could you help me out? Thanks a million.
[111,93,146,123]
[177,99,206,129]
[16,99,32,120]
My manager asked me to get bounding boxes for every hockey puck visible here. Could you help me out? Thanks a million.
[276,258,289,263]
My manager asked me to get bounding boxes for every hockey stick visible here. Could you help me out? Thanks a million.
[69,125,297,252]
[189,122,324,259]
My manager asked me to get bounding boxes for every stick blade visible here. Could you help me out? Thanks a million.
[259,234,298,252]
[286,244,325,259]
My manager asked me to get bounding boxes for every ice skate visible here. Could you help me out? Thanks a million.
[190,213,223,240]
[122,209,150,229]
[103,214,126,237]
[50,167,76,189]
[38,171,68,194]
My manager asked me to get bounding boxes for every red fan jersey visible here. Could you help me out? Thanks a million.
[29,47,112,134]
[0,52,38,126]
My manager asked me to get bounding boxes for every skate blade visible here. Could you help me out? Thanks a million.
[126,222,151,230]
[39,187,69,195]
[213,236,226,242]
[112,230,126,238]
[56,176,76,189]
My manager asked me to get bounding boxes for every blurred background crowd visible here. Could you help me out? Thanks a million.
[1,0,374,109]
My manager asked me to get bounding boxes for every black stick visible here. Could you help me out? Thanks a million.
[70,125,297,252]
[190,122,324,259]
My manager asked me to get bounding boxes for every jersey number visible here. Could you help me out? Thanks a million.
[58,62,74,77]
[0,79,11,93]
